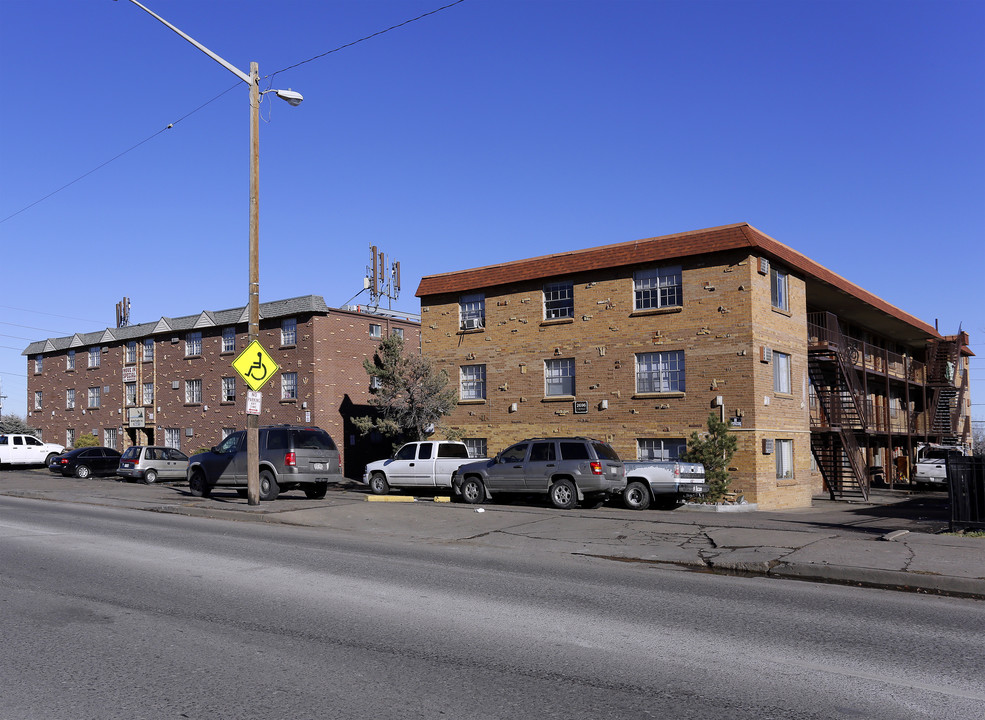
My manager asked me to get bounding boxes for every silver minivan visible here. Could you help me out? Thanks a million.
[118,445,189,484]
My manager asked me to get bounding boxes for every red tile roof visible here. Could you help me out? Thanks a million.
[416,223,939,338]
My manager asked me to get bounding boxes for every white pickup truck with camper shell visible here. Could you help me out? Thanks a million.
[0,434,65,467]
[362,440,485,495]
[912,442,968,488]
[622,459,708,510]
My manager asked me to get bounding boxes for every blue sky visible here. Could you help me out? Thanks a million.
[1,0,982,421]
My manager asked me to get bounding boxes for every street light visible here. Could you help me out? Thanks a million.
[117,0,302,505]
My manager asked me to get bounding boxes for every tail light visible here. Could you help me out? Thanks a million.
[285,451,297,467]
[590,461,603,475]
[673,464,681,478]
[58,458,68,465]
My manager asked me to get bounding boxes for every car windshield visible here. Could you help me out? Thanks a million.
[121,447,140,460]
[592,442,621,461]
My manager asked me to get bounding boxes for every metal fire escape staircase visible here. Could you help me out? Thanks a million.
[808,314,869,500]
[925,337,962,445]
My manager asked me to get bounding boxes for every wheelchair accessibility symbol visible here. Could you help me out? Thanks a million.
[232,340,280,391]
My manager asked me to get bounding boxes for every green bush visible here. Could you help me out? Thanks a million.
[74,433,100,448]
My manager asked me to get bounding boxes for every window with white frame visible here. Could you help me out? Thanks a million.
[34,391,42,410]
[634,265,682,310]
[636,351,685,393]
[185,379,202,404]
[125,341,137,364]
[143,338,154,362]
[222,327,236,353]
[67,350,75,371]
[773,351,792,394]
[185,332,202,357]
[543,281,574,320]
[637,438,687,461]
[545,358,575,397]
[66,428,75,447]
[221,377,236,403]
[88,386,101,408]
[88,347,100,368]
[370,376,382,390]
[164,428,181,450]
[281,318,297,346]
[281,372,297,400]
[775,439,794,479]
[459,293,485,330]
[392,327,404,340]
[104,428,117,450]
[464,438,487,459]
[222,428,236,440]
[460,365,486,401]
[125,382,137,407]
[142,382,154,406]
[34,355,43,374]
[66,388,75,410]
[369,323,382,339]
[771,266,789,311]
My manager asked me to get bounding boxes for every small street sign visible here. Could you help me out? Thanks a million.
[232,340,280,392]
[246,390,262,415]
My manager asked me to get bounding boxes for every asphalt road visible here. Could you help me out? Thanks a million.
[1,497,983,720]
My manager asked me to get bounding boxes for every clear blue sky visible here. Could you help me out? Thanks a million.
[1,0,982,422]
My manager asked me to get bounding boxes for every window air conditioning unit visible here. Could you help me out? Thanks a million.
[759,257,770,275]
[462,318,482,330]
[763,439,774,455]
[761,346,773,363]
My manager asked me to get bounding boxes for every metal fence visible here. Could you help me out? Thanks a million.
[947,456,985,532]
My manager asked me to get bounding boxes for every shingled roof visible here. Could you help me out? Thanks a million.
[416,223,940,340]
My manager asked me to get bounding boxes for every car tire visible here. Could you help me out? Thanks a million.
[623,481,651,511]
[74,464,91,479]
[189,470,212,498]
[460,477,485,504]
[259,469,279,501]
[549,478,577,510]
[143,469,158,485]
[369,472,390,496]
[305,482,328,499]
[44,453,58,466]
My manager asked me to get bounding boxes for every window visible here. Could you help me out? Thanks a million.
[281,372,297,400]
[34,391,42,410]
[104,428,117,451]
[125,341,137,364]
[500,443,529,464]
[143,338,154,362]
[88,347,100,368]
[34,355,43,374]
[142,382,154,405]
[637,438,686,461]
[634,265,682,310]
[164,428,181,451]
[222,377,236,403]
[369,324,382,339]
[222,327,236,353]
[67,350,75,371]
[66,429,75,448]
[464,438,487,459]
[221,428,236,440]
[392,327,404,340]
[773,351,792,394]
[543,282,574,320]
[125,382,137,407]
[636,351,685,393]
[88,386,101,408]
[529,441,557,462]
[281,318,297,346]
[771,266,788,311]
[545,358,575,397]
[185,331,202,357]
[775,439,794,479]
[369,376,382,391]
[185,379,202,404]
[66,389,75,410]
[460,364,486,401]
[459,293,485,330]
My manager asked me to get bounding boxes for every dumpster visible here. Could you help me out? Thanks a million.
[947,456,985,532]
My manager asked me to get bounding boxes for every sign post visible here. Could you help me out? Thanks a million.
[232,340,279,502]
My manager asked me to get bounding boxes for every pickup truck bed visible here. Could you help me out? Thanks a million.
[623,460,708,510]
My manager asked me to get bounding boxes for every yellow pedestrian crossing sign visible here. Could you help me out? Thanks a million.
[232,340,280,391]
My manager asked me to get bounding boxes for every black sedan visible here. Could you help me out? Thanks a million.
[48,447,123,478]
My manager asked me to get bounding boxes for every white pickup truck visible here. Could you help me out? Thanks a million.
[0,434,65,467]
[913,443,967,488]
[362,441,485,495]
[622,460,708,510]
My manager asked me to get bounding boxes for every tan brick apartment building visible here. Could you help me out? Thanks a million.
[23,296,420,478]
[416,224,972,510]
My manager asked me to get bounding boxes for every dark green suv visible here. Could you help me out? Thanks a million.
[186,425,342,500]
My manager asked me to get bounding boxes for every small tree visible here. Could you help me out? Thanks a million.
[74,433,100,448]
[353,334,457,447]
[682,413,738,502]
[0,414,39,435]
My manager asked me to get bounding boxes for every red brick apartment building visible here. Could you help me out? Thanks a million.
[416,224,973,510]
[23,296,420,479]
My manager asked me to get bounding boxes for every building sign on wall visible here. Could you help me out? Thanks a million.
[573,400,589,414]
[127,408,146,428]
[122,366,137,383]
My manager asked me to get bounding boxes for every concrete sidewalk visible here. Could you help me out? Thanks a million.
[2,469,983,599]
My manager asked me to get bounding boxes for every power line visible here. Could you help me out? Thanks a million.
[0,305,105,326]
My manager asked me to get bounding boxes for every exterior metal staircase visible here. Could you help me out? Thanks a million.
[925,337,963,445]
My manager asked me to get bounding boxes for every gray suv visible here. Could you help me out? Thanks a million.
[452,437,625,509]
[187,425,342,501]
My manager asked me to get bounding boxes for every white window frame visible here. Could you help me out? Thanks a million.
[281,372,298,400]
[221,377,236,403]
[143,338,154,362]
[281,318,297,346]
[543,281,574,320]
[142,382,154,406]
[222,327,236,353]
[164,428,181,451]
[391,327,404,340]
[460,364,487,401]
[125,382,137,407]
[34,391,42,410]
[545,358,575,397]
[773,351,792,394]
[104,428,117,451]
[185,379,202,404]
[88,386,101,408]
[67,350,75,371]
[369,323,382,339]
[88,347,100,368]
[459,293,485,330]
[771,266,789,311]
[464,438,487,459]
[636,351,685,393]
[637,438,686,461]
[66,388,75,410]
[775,439,794,479]
[34,355,43,374]
[66,428,75,447]
[125,341,137,364]
[634,265,682,311]
[185,332,202,357]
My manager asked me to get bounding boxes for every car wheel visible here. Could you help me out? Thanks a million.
[369,472,390,496]
[189,470,212,498]
[143,469,158,485]
[549,478,577,510]
[44,453,58,466]
[623,481,651,511]
[460,477,484,505]
[259,470,280,501]
[305,482,328,499]
[74,464,91,479]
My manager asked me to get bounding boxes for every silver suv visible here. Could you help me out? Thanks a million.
[186,425,342,501]
[452,437,625,509]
